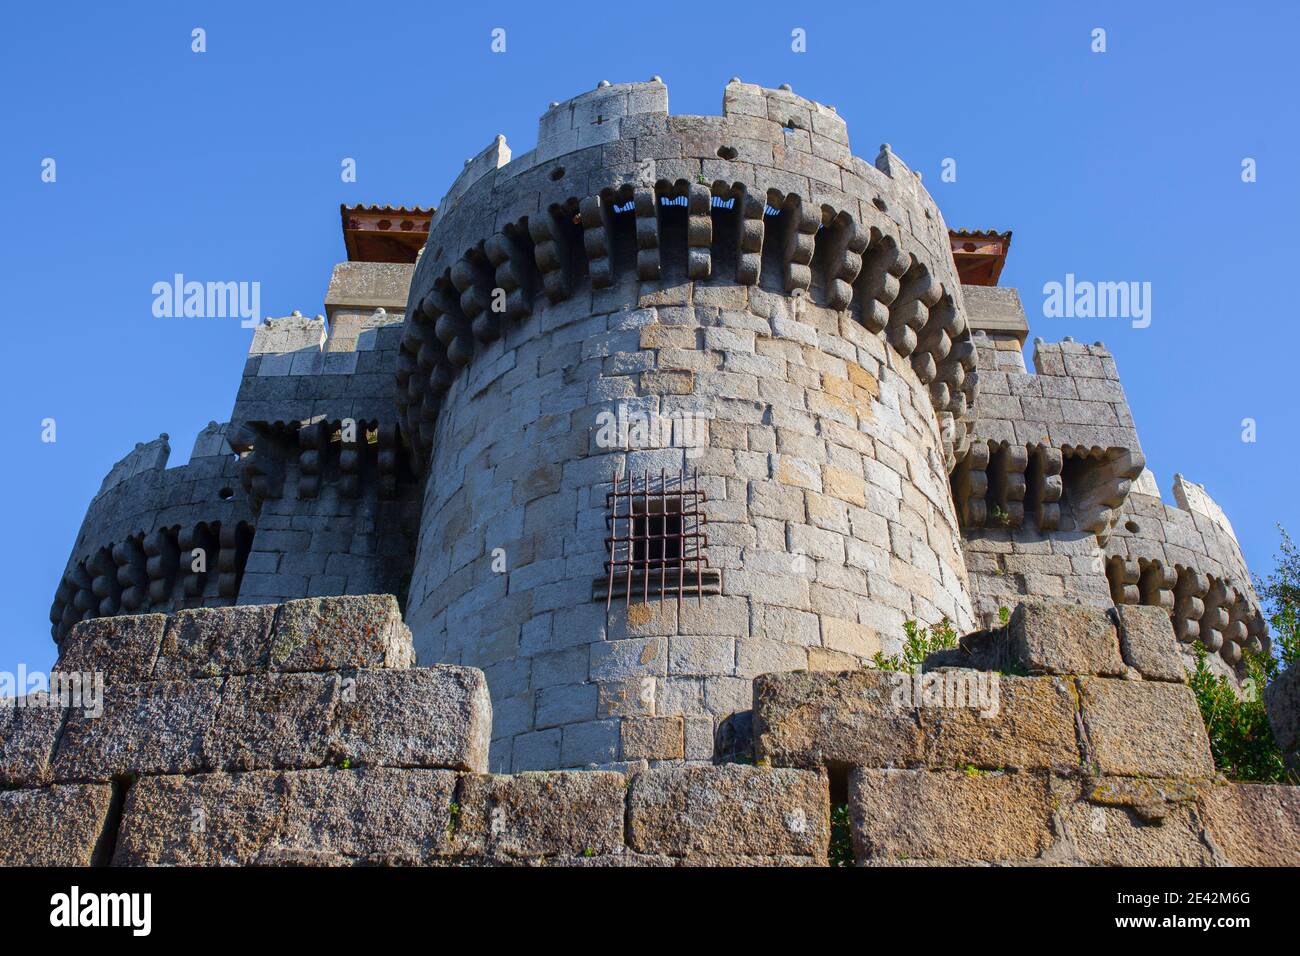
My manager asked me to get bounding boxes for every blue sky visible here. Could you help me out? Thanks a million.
[3,1,1296,675]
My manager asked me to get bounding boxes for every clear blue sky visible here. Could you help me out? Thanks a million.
[3,1,1296,676]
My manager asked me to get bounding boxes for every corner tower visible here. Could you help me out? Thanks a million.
[397,79,979,772]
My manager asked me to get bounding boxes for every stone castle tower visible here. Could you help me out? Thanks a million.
[49,79,1268,774]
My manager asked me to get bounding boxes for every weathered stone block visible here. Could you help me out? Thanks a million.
[1114,605,1185,683]
[596,676,655,718]
[850,768,1053,863]
[0,696,67,787]
[1063,799,1212,866]
[52,679,223,782]
[1084,775,1210,822]
[153,604,277,679]
[0,783,114,866]
[1064,777,1213,865]
[921,674,1082,772]
[1077,678,1214,778]
[668,852,821,866]
[114,767,458,865]
[621,716,684,760]
[55,614,167,685]
[752,669,924,769]
[278,766,457,864]
[269,594,414,672]
[1009,601,1126,677]
[627,765,829,858]
[203,673,342,771]
[455,771,626,860]
[335,667,492,773]
[1200,782,1300,866]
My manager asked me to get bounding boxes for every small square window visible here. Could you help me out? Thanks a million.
[597,469,720,607]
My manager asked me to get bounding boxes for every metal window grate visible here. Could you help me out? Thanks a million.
[602,468,717,608]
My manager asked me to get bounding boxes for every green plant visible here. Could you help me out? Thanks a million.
[1187,644,1287,783]
[998,606,1011,626]
[1255,525,1300,671]
[446,801,461,837]
[872,618,958,674]
[828,803,853,867]
[989,504,1010,526]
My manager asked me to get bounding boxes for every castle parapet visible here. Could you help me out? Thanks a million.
[1106,470,1268,676]
[49,422,254,643]
[397,78,975,472]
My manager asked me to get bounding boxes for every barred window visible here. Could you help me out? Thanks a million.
[599,468,719,607]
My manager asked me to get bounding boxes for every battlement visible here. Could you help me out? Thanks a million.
[51,421,255,644]
[94,434,172,499]
[399,79,973,472]
[1107,469,1266,676]
[420,78,950,280]
[235,309,404,430]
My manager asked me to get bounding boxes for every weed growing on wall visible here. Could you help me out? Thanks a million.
[872,618,959,674]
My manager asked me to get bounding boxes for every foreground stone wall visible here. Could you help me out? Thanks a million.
[2,595,1295,866]
[754,599,1299,866]
[1,596,826,866]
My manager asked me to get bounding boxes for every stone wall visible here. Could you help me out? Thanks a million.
[753,598,1298,865]
[2,596,826,867]
[949,318,1269,685]
[408,293,973,773]
[3,595,1295,867]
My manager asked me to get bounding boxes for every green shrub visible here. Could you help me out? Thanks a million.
[1187,644,1287,783]
[1183,524,1300,784]
[871,618,958,674]
[1256,525,1300,670]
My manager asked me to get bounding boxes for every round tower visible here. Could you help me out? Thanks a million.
[397,79,978,772]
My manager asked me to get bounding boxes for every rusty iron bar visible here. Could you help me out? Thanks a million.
[604,464,623,611]
[603,467,711,606]
[681,468,691,613]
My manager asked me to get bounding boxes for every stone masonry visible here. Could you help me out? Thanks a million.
[45,78,1271,774]
[3,595,1296,866]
